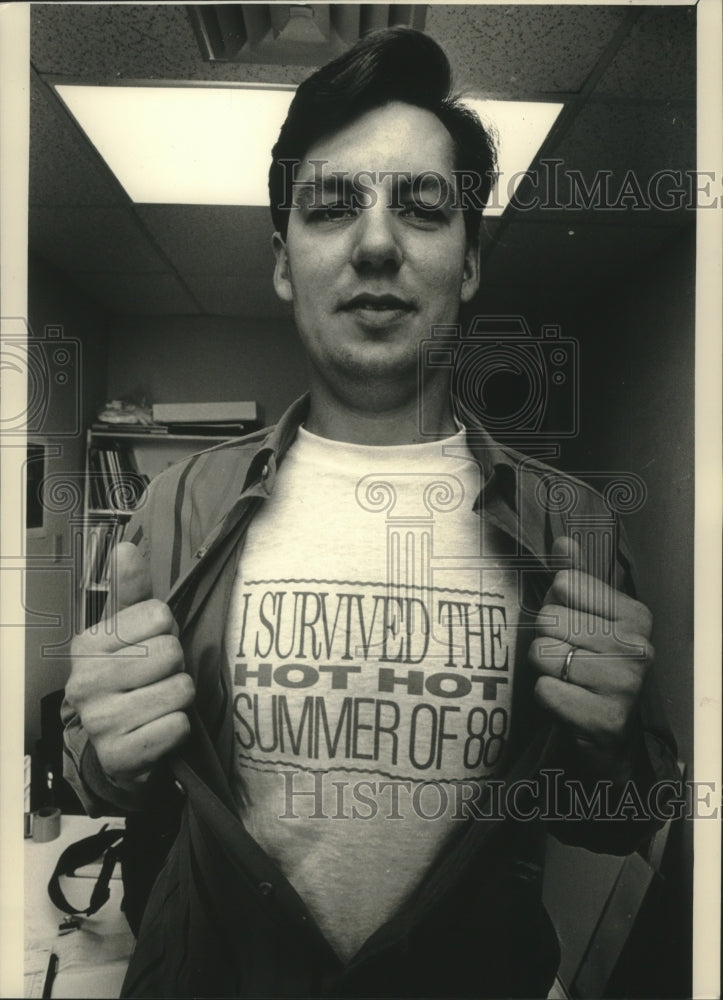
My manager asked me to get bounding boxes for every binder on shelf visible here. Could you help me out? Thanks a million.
[91,422,169,435]
[152,401,260,425]
[97,520,121,587]
[83,524,100,590]
[83,518,125,589]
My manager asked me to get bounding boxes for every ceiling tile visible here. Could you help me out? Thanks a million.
[29,74,124,207]
[135,205,276,274]
[68,272,201,316]
[136,205,283,315]
[539,101,696,216]
[31,4,203,79]
[425,5,627,97]
[595,6,696,101]
[29,206,171,274]
[556,101,695,174]
[30,3,643,96]
[477,219,691,309]
[31,4,313,86]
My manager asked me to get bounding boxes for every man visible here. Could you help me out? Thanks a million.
[63,27,677,998]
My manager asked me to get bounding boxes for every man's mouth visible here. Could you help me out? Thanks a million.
[341,293,414,313]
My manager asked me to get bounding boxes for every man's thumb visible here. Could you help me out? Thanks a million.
[551,534,584,571]
[106,541,152,615]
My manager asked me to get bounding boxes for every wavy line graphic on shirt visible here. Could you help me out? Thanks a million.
[237,753,492,786]
[243,578,505,599]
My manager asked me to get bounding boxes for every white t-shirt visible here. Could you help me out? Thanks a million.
[224,427,519,960]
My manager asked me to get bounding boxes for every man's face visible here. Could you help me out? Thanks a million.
[272,101,480,404]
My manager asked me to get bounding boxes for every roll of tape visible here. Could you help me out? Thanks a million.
[32,806,61,843]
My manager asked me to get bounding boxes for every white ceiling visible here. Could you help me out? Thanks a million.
[28,3,696,319]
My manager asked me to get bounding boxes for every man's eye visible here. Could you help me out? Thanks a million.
[310,204,357,222]
[399,202,445,223]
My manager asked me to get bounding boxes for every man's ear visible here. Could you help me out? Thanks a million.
[460,238,481,304]
[272,231,294,303]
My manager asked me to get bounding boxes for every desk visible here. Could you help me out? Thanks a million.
[25,816,662,999]
[25,815,134,998]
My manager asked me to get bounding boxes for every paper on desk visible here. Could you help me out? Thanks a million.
[27,928,133,971]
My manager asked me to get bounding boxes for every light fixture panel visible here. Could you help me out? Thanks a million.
[464,99,564,216]
[55,84,562,215]
[56,84,295,206]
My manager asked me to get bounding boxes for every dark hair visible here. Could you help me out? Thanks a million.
[269,27,498,243]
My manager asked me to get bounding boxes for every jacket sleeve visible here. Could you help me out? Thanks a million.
[61,501,152,816]
[61,708,151,815]
[543,678,680,854]
[543,513,681,854]
[61,432,269,816]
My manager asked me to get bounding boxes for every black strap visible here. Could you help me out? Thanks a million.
[47,824,125,916]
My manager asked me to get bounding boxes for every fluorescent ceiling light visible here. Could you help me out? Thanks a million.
[56,84,295,206]
[55,85,562,214]
[464,99,563,216]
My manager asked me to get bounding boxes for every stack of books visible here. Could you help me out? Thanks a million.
[87,444,149,512]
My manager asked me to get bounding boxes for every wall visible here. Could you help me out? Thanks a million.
[106,314,308,426]
[565,226,695,778]
[556,224,695,997]
[24,254,108,751]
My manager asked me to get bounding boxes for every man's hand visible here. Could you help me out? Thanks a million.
[528,535,653,781]
[66,542,195,795]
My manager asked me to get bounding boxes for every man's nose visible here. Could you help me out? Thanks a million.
[350,207,403,272]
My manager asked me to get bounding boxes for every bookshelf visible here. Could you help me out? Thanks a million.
[79,427,231,628]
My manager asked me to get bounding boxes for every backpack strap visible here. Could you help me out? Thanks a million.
[47,824,125,917]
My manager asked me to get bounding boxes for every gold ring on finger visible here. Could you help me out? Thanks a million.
[560,646,577,683]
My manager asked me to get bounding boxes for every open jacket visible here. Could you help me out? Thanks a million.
[62,394,678,998]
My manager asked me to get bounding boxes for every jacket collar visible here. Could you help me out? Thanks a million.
[243,391,516,498]
[241,392,546,560]
[170,394,556,627]
[239,393,312,497]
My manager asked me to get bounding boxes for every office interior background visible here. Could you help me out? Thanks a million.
[22,4,695,997]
